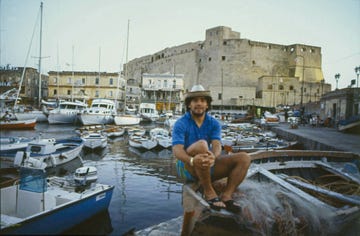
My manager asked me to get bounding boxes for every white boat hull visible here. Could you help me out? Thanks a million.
[114,115,140,126]
[79,114,114,125]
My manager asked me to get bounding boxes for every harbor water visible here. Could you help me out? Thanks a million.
[0,123,184,235]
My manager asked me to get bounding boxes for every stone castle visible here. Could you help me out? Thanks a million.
[125,26,331,109]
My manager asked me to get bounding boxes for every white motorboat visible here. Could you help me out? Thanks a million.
[79,99,116,125]
[74,166,98,184]
[82,132,108,150]
[48,100,87,124]
[139,103,159,122]
[0,166,114,235]
[10,137,85,169]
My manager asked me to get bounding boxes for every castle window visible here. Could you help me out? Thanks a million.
[310,48,315,53]
[222,56,226,61]
[223,41,227,45]
[67,90,71,95]
[301,47,306,52]
[54,89,57,95]
[289,85,294,90]
[110,78,113,85]
[290,47,295,53]
[279,85,284,90]
[208,57,212,62]
[268,84,273,90]
[218,93,222,100]
[252,60,256,65]
[95,77,99,85]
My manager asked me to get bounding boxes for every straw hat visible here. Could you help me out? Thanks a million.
[185,85,211,100]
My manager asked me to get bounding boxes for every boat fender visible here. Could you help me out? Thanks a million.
[50,154,57,167]
[14,151,25,167]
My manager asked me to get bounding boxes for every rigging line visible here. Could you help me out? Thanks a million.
[323,52,360,65]
[14,4,41,110]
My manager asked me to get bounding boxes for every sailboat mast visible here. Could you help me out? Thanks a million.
[124,19,130,110]
[38,1,43,107]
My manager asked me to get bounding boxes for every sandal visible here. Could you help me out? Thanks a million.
[206,197,224,211]
[223,200,241,213]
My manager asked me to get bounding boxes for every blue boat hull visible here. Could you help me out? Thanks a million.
[1,186,114,235]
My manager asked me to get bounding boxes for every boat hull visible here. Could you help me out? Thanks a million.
[79,114,114,125]
[0,119,36,130]
[0,185,114,234]
[114,115,140,126]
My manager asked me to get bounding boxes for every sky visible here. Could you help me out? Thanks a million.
[1,0,359,90]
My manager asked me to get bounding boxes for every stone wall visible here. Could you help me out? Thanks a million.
[125,26,329,108]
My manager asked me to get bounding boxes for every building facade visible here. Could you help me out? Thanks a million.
[141,73,184,113]
[0,65,48,105]
[124,26,332,109]
[47,71,124,107]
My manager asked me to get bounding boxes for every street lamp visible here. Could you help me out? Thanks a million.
[355,66,360,88]
[293,89,296,106]
[335,73,340,90]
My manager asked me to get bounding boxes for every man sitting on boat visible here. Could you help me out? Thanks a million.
[172,84,251,213]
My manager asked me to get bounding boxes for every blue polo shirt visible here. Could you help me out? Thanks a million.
[172,112,221,149]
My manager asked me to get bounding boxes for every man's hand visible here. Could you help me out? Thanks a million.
[193,152,215,169]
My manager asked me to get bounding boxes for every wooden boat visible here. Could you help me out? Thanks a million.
[103,126,125,138]
[1,137,85,169]
[0,118,36,130]
[82,132,108,150]
[181,150,360,235]
[0,136,34,157]
[229,140,298,153]
[128,134,158,150]
[149,127,172,149]
[0,166,114,234]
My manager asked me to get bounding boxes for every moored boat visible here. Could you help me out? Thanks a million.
[79,99,116,125]
[0,118,36,130]
[0,136,34,157]
[2,137,84,169]
[48,100,87,124]
[82,132,108,150]
[0,166,114,235]
[128,134,158,150]
[181,150,360,235]
[114,114,141,126]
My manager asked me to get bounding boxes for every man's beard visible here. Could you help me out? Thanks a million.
[191,108,206,117]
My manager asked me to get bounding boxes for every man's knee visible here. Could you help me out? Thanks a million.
[187,140,209,154]
[234,153,251,168]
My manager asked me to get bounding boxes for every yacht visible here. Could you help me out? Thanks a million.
[79,99,116,125]
[139,103,159,122]
[48,101,87,124]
